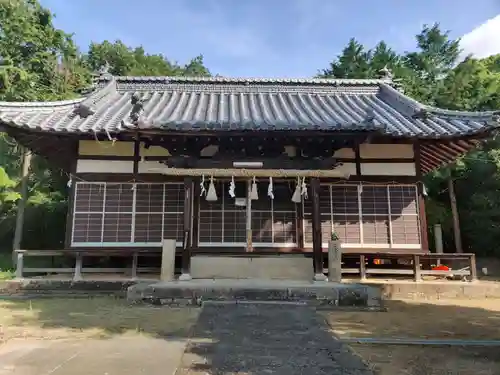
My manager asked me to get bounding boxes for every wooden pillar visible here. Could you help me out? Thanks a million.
[417,192,429,251]
[12,147,32,262]
[311,178,326,281]
[414,141,429,252]
[64,144,78,249]
[180,177,193,279]
[246,179,253,252]
[354,141,362,176]
[191,178,200,250]
[132,136,140,175]
[295,202,304,249]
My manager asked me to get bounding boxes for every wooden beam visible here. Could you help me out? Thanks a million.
[64,143,79,249]
[310,178,325,279]
[161,156,340,170]
[424,143,458,163]
[152,167,350,178]
[354,142,362,176]
[246,179,252,252]
[132,136,140,176]
[443,141,470,154]
[295,202,305,249]
[181,177,193,276]
[191,178,200,250]
[413,142,429,252]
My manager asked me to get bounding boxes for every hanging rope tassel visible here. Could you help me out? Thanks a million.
[267,177,274,200]
[301,177,308,200]
[250,176,259,200]
[229,176,236,198]
[200,175,207,197]
[291,177,302,203]
[206,176,217,201]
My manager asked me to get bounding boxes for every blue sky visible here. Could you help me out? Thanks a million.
[41,0,500,78]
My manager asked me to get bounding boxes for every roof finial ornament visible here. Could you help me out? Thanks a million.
[98,61,113,79]
[492,111,500,124]
[127,93,150,128]
[379,65,393,81]
[364,108,375,125]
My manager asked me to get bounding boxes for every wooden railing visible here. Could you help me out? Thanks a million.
[14,249,478,283]
[340,252,477,282]
[14,249,162,280]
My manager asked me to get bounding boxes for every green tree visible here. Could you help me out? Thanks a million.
[183,55,211,77]
[0,0,212,255]
[320,23,500,257]
[0,0,89,101]
[319,38,371,78]
[0,0,90,252]
[400,23,462,105]
[86,40,211,77]
[318,39,402,79]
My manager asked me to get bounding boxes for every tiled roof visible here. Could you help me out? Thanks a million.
[0,76,498,138]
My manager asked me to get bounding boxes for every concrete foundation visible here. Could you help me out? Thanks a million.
[127,279,382,309]
[190,255,314,281]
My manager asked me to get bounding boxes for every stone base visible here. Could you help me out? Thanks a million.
[190,256,314,281]
[313,273,328,282]
[127,279,382,310]
[178,273,192,281]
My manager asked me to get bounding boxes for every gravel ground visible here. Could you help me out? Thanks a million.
[176,303,374,375]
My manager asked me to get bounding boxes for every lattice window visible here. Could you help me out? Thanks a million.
[134,183,164,243]
[72,182,183,246]
[199,181,245,245]
[303,185,331,245]
[72,183,105,243]
[360,186,390,244]
[304,185,360,245]
[332,185,361,244]
[102,184,134,243]
[389,185,420,245]
[270,183,296,245]
[303,183,420,248]
[198,180,297,246]
[162,183,184,242]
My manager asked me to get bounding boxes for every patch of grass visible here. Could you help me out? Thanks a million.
[323,299,500,340]
[0,252,14,280]
[323,299,500,374]
[351,345,500,375]
[0,270,14,280]
[0,297,200,342]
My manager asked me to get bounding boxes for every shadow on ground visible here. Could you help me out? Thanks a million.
[2,298,500,374]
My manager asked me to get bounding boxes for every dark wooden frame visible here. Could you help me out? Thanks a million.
[2,123,491,274]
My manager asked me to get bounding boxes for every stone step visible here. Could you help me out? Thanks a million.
[127,280,382,310]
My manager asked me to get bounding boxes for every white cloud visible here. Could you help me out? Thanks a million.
[459,14,500,60]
